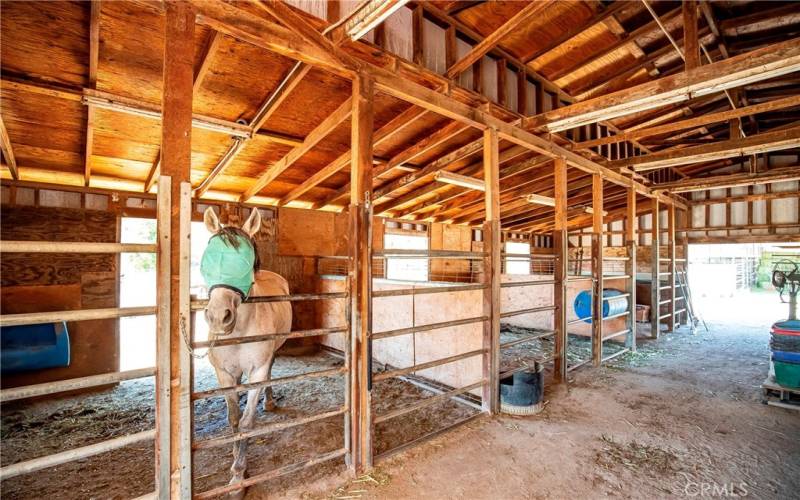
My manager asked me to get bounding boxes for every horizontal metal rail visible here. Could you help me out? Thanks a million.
[602,256,630,261]
[603,310,631,321]
[397,375,483,411]
[603,274,631,280]
[499,355,555,380]
[373,348,487,382]
[602,328,630,342]
[1,367,155,402]
[191,291,347,309]
[659,299,671,305]
[601,348,631,363]
[567,276,595,282]
[567,316,592,326]
[500,253,555,259]
[0,305,156,327]
[193,407,347,450]
[372,283,486,298]
[500,279,556,288]
[192,367,346,400]
[373,412,484,463]
[499,329,556,349]
[372,316,487,341]
[0,429,155,480]
[500,305,555,319]
[374,249,486,258]
[194,448,347,499]
[603,292,630,301]
[373,380,486,424]
[192,327,346,349]
[659,313,671,320]
[567,357,592,373]
[0,241,157,254]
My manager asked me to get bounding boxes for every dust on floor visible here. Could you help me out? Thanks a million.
[288,318,800,500]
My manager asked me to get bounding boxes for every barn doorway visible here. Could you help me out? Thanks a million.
[118,217,213,370]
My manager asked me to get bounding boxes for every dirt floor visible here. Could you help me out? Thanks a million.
[3,291,799,499]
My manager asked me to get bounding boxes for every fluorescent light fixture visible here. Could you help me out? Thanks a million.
[434,171,485,191]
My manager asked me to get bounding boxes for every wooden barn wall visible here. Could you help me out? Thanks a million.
[0,205,119,390]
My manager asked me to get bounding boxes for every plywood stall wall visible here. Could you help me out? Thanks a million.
[0,205,119,390]
[430,222,473,282]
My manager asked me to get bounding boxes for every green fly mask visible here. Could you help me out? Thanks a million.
[200,228,257,298]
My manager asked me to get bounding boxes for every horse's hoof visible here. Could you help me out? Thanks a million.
[227,478,247,500]
[264,399,276,411]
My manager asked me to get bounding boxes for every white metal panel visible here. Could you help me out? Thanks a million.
[384,5,413,61]
[481,55,498,102]
[752,200,767,224]
[525,80,535,115]
[422,19,446,74]
[456,37,472,90]
[772,180,798,193]
[505,67,517,111]
[772,197,799,223]
[709,203,726,227]
[285,0,327,18]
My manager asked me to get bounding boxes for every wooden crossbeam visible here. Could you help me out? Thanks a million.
[652,165,800,193]
[525,37,800,132]
[240,96,352,201]
[608,126,800,171]
[572,95,800,150]
[0,116,18,180]
[445,1,551,78]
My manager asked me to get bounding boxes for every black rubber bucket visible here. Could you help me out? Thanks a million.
[500,362,544,415]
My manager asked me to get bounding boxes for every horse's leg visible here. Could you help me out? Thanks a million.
[214,368,247,497]
[263,353,277,411]
[230,363,269,492]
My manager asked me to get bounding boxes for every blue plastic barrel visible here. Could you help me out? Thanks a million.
[574,289,628,324]
[1,321,70,373]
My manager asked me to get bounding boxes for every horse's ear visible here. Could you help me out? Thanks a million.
[242,208,261,237]
[204,207,220,234]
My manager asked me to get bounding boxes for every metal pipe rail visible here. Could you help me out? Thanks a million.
[0,429,155,480]
[374,412,484,463]
[372,283,487,297]
[190,291,347,309]
[499,355,555,380]
[191,326,347,349]
[602,256,630,261]
[0,241,157,253]
[499,329,556,349]
[194,448,348,499]
[372,348,487,382]
[500,279,556,288]
[193,407,348,450]
[500,305,556,319]
[500,253,555,259]
[567,358,592,372]
[567,316,592,326]
[192,366,347,400]
[602,328,630,342]
[0,367,155,402]
[374,249,486,258]
[372,316,487,341]
[0,305,156,327]
[603,310,631,321]
[567,276,595,282]
[604,274,631,279]
[603,292,630,301]
[373,380,486,424]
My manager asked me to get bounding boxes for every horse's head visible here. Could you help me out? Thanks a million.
[200,207,261,336]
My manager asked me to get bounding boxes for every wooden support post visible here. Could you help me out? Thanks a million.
[667,204,676,332]
[683,0,699,71]
[482,127,500,413]
[680,208,690,326]
[348,75,374,473]
[650,199,661,339]
[625,185,637,351]
[412,5,424,66]
[160,2,194,498]
[552,158,568,380]
[591,174,603,366]
[517,68,527,115]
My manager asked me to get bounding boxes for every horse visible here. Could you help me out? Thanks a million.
[201,207,292,495]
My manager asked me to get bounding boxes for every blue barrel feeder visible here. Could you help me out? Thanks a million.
[1,321,70,373]
[573,289,628,324]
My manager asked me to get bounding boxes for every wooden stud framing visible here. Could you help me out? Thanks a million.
[650,199,661,339]
[482,127,500,413]
[348,75,374,473]
[625,183,637,351]
[160,2,194,496]
[0,115,18,180]
[667,204,677,333]
[591,174,603,366]
[552,157,568,380]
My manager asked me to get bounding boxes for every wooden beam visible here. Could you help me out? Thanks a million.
[572,94,800,150]
[609,126,800,171]
[412,4,424,66]
[482,127,500,414]
[625,182,637,351]
[654,165,800,193]
[591,173,603,366]
[335,0,410,41]
[84,0,100,186]
[240,96,352,201]
[650,199,660,339]
[552,157,567,381]
[445,1,552,78]
[160,1,194,496]
[0,116,18,180]
[348,75,374,473]
[525,37,800,132]
[683,0,700,71]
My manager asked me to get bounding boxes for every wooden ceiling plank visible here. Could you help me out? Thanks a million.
[652,165,800,193]
[84,0,100,186]
[608,126,800,171]
[524,37,800,132]
[444,1,554,78]
[240,96,353,201]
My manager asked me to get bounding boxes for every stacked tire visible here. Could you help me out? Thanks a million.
[770,320,800,388]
